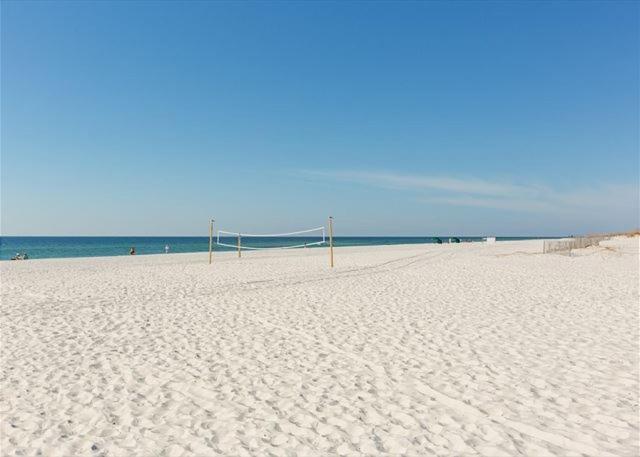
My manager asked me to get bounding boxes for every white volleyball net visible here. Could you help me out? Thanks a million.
[216,226,326,251]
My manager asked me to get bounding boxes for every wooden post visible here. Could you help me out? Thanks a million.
[237,234,241,258]
[208,219,214,264]
[329,216,334,268]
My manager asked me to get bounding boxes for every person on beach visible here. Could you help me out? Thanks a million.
[129,247,136,255]
[164,244,170,254]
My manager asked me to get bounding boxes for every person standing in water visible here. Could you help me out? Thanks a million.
[129,247,136,255]
[164,244,170,254]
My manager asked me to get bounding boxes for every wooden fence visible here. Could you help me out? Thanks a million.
[542,236,609,254]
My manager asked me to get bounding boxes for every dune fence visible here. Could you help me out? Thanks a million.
[543,236,610,254]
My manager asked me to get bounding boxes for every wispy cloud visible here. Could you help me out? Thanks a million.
[299,169,638,216]
[303,170,539,197]
[422,196,556,212]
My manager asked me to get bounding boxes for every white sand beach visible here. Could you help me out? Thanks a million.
[1,238,638,456]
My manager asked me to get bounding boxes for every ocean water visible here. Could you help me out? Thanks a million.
[0,236,548,261]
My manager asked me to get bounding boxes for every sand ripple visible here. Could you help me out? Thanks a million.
[1,238,638,455]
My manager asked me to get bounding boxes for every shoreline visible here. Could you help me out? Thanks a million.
[0,238,550,263]
[0,236,559,262]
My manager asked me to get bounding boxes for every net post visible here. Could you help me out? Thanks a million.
[208,219,214,264]
[237,234,242,258]
[329,216,334,268]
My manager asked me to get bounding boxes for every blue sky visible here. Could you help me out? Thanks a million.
[1,1,638,236]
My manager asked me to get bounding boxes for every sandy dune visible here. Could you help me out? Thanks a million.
[1,238,638,456]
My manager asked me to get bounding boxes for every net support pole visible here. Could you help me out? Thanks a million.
[329,216,334,268]
[208,219,214,264]
[237,234,242,258]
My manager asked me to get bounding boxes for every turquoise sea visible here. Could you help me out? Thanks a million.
[0,236,553,261]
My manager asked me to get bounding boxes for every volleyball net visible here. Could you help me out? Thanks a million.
[215,226,326,250]
[208,218,334,267]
